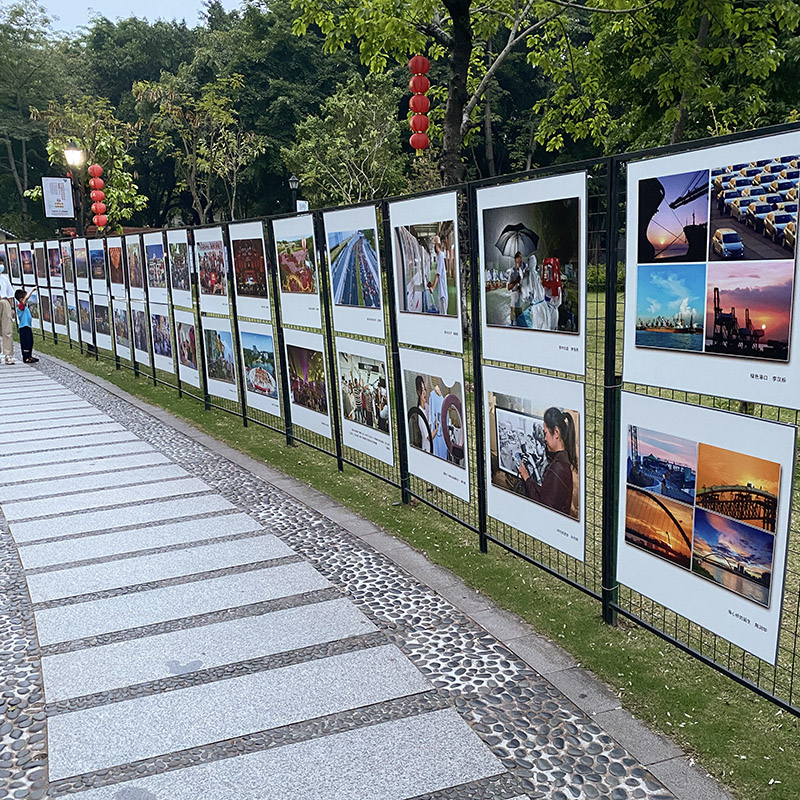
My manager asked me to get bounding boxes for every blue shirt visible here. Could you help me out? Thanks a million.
[16,302,32,329]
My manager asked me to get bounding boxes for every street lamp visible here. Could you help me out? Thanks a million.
[64,141,86,236]
[288,174,300,212]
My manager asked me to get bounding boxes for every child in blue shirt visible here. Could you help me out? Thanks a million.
[15,287,39,363]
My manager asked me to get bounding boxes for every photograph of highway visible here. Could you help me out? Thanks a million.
[327,228,381,308]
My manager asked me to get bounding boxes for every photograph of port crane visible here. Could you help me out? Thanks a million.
[625,422,781,607]
[634,150,797,363]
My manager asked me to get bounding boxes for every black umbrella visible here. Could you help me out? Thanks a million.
[495,223,539,258]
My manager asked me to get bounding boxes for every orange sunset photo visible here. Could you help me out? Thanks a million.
[624,485,693,569]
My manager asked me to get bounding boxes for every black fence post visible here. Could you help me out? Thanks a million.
[381,200,412,504]
[466,186,489,554]
[266,219,295,447]
[601,156,622,627]
[315,211,344,472]
[223,224,249,427]
[164,233,183,400]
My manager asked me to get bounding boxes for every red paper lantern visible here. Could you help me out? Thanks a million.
[93,214,108,228]
[408,54,431,75]
[88,163,104,178]
[90,190,105,202]
[410,114,430,133]
[409,132,430,151]
[91,202,107,215]
[409,75,430,95]
[89,177,105,190]
[409,95,430,114]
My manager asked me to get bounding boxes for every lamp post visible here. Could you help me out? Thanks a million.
[288,174,299,212]
[64,141,86,236]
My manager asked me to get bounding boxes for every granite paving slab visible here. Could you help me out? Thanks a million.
[7,411,112,433]
[0,401,94,419]
[15,429,139,453]
[0,438,154,469]
[0,421,126,446]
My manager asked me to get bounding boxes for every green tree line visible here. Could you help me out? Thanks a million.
[1,0,797,236]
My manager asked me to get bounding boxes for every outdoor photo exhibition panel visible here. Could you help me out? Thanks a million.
[335,337,393,466]
[624,130,800,407]
[52,290,68,337]
[130,300,150,367]
[478,172,587,374]
[107,236,127,300]
[201,314,238,401]
[284,327,331,439]
[34,243,47,289]
[27,286,41,336]
[617,392,796,664]
[195,226,230,316]
[483,366,586,560]
[0,246,8,286]
[389,191,463,353]
[19,243,34,287]
[92,294,112,351]
[88,239,107,297]
[39,289,53,335]
[77,292,93,345]
[143,231,168,305]
[125,233,146,302]
[73,238,89,293]
[274,214,321,329]
[60,240,74,291]
[166,228,194,309]
[229,221,270,322]
[174,307,200,389]
[150,302,174,374]
[46,239,63,289]
[239,319,280,417]
[112,297,132,361]
[67,291,80,343]
[398,346,470,502]
[323,205,385,339]
[7,243,20,286]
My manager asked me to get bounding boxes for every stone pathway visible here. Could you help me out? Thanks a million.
[0,357,717,799]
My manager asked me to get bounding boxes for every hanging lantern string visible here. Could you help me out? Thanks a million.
[408,54,431,155]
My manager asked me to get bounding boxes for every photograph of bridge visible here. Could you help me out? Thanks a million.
[624,485,693,569]
[692,507,774,607]
[328,229,381,309]
[695,442,780,532]
[626,425,697,505]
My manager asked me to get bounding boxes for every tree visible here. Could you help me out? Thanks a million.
[282,73,408,206]
[212,128,267,220]
[29,95,148,231]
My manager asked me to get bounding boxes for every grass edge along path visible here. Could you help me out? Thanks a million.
[25,339,800,800]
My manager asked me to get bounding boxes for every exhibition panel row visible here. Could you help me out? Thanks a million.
[5,126,799,680]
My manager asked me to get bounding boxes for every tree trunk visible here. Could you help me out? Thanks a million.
[670,13,710,145]
[439,0,472,185]
[484,86,496,177]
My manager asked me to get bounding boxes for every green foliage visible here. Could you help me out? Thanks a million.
[281,73,409,206]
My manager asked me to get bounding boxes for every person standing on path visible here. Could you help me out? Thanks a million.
[14,287,39,364]
[0,264,14,364]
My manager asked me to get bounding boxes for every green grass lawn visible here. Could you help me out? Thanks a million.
[25,331,800,800]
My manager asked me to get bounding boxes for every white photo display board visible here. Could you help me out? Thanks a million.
[174,308,200,388]
[483,366,586,560]
[201,315,237,400]
[398,347,470,501]
[107,236,127,300]
[617,392,796,664]
[195,226,229,315]
[52,291,68,337]
[112,298,132,361]
[19,243,34,287]
[34,243,48,289]
[39,289,53,334]
[77,292,93,344]
[229,221,270,321]
[130,300,151,367]
[390,192,463,353]
[143,232,168,305]
[478,172,587,375]
[92,295,112,351]
[284,327,331,438]
[73,238,89,292]
[150,302,174,373]
[7,243,21,286]
[239,320,280,417]
[46,240,63,289]
[166,229,194,309]
[335,337,393,466]
[0,246,7,286]
[623,130,800,407]
[274,215,321,329]
[125,234,146,302]
[60,240,74,290]
[67,292,80,343]
[323,206,385,339]
[88,239,107,296]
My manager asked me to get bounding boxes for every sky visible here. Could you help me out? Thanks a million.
[630,426,698,471]
[636,263,706,323]
[693,508,774,578]
[696,442,781,499]
[40,0,242,32]
[645,169,709,258]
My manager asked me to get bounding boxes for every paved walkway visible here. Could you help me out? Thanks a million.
[0,355,732,800]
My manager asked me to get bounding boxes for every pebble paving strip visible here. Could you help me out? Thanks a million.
[0,355,678,800]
